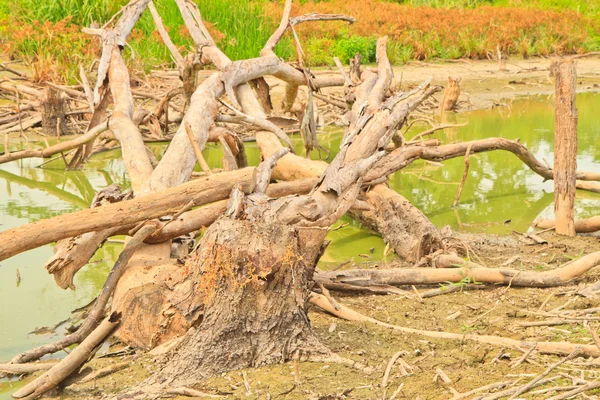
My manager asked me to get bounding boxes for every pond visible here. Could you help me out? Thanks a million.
[1,93,599,397]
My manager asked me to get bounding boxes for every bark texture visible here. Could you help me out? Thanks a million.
[149,219,329,385]
[350,184,444,262]
[552,59,578,237]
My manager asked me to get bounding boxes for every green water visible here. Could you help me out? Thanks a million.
[0,93,599,395]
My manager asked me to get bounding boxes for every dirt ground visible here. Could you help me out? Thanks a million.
[13,232,597,399]
[4,56,600,399]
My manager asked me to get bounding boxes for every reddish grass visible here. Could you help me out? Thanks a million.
[267,1,600,59]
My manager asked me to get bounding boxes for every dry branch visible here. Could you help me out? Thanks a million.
[309,293,600,358]
[0,121,108,164]
[316,251,600,288]
[12,313,120,399]
[10,225,157,364]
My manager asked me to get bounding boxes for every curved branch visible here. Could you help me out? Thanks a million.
[366,138,600,192]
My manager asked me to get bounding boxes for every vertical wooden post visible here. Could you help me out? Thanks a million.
[553,58,578,237]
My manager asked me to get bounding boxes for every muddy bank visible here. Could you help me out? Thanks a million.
[6,232,599,399]
[266,55,600,112]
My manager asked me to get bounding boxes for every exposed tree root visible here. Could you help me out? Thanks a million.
[309,293,600,358]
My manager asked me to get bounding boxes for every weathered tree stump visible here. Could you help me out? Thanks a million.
[41,87,67,137]
[440,77,461,112]
[152,218,330,385]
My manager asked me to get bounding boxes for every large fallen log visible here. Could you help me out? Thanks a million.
[0,168,253,261]
[316,251,600,288]
[46,178,318,290]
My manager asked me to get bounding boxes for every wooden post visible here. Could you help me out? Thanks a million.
[552,58,578,237]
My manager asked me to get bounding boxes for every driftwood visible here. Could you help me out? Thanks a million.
[0,362,56,375]
[0,121,108,164]
[12,313,120,399]
[10,224,157,364]
[309,293,600,358]
[316,251,600,288]
[533,216,600,233]
[552,58,578,236]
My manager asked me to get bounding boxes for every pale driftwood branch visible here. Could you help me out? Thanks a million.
[184,121,211,174]
[107,46,154,193]
[366,137,600,192]
[10,224,157,364]
[316,251,600,288]
[0,120,108,164]
[0,363,56,375]
[12,313,120,399]
[148,1,184,69]
[534,216,600,233]
[309,293,600,358]
[218,101,294,150]
[84,0,151,105]
[253,148,290,195]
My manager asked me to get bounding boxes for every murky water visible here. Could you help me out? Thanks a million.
[0,93,599,395]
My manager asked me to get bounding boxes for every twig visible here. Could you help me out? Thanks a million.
[78,361,129,384]
[511,344,536,368]
[453,143,473,207]
[382,350,407,388]
[184,122,211,174]
[547,381,600,400]
[507,349,581,399]
[166,387,224,398]
[451,381,512,400]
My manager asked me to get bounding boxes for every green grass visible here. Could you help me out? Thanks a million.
[0,0,598,83]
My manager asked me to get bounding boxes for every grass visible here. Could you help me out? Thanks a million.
[0,0,598,83]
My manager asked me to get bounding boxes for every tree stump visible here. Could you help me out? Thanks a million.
[552,58,578,237]
[41,87,67,137]
[440,77,461,112]
[152,218,330,385]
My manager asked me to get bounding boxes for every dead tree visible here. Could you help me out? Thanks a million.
[551,58,578,237]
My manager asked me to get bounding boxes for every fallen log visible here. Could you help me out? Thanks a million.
[316,251,600,288]
[0,362,56,375]
[349,184,445,262]
[45,178,318,290]
[0,168,254,261]
[534,216,600,233]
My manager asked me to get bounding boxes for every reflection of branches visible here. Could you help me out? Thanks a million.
[0,169,88,210]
